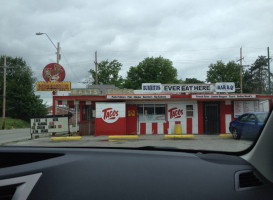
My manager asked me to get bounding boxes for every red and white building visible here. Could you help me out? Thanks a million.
[52,83,273,136]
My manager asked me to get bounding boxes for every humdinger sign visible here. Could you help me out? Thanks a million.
[142,82,235,93]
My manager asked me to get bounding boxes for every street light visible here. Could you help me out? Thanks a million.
[36,32,60,64]
[36,32,61,116]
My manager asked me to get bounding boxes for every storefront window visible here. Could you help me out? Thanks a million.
[186,105,194,117]
[82,105,95,121]
[138,104,166,121]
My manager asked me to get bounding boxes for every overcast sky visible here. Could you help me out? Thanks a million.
[1,0,273,105]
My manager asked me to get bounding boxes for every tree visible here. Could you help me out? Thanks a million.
[206,60,241,92]
[89,59,124,87]
[0,56,47,121]
[248,56,271,94]
[183,78,204,84]
[124,56,180,89]
[242,69,256,93]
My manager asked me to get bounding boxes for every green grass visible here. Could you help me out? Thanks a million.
[0,117,30,129]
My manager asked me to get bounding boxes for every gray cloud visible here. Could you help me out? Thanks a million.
[1,0,273,105]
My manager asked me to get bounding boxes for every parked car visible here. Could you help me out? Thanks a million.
[229,112,269,139]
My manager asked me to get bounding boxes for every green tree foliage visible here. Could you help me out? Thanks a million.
[124,56,180,89]
[89,59,124,87]
[0,56,47,121]
[248,56,272,94]
[206,60,241,91]
[183,78,204,83]
[241,69,256,93]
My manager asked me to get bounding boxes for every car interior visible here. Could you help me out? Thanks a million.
[0,111,272,200]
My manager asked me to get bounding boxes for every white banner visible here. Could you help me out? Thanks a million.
[163,84,213,93]
[142,83,162,92]
[192,94,256,99]
[107,95,170,99]
[215,82,235,92]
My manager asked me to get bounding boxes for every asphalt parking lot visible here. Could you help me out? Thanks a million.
[4,134,253,152]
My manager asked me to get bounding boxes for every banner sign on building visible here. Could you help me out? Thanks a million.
[142,83,162,92]
[36,81,71,91]
[70,88,100,95]
[215,82,235,92]
[191,94,256,99]
[141,82,236,94]
[30,115,70,137]
[163,84,213,93]
[107,95,171,99]
[234,101,259,118]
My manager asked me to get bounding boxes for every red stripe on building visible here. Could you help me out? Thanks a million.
[231,101,235,121]
[163,122,169,134]
[187,118,192,134]
[198,102,203,134]
[140,123,146,135]
[220,102,226,133]
[152,123,158,134]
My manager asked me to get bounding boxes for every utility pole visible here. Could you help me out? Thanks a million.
[240,47,243,94]
[57,42,60,64]
[237,47,244,93]
[2,56,6,129]
[268,47,271,95]
[94,51,98,85]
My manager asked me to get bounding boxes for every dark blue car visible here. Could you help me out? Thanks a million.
[229,112,268,140]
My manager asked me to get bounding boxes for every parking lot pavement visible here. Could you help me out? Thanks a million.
[0,128,30,145]
[4,134,253,152]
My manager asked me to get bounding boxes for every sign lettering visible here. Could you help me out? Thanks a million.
[102,108,119,123]
[168,107,184,119]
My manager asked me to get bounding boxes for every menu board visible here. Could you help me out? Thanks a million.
[234,101,259,118]
[30,115,69,136]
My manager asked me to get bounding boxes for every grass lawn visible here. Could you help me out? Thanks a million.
[0,117,30,129]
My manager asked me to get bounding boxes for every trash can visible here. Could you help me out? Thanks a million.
[175,124,182,135]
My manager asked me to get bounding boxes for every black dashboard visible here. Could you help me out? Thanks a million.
[0,147,272,200]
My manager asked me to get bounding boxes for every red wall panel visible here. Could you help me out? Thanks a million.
[198,102,203,134]
[95,118,126,135]
[152,123,158,134]
[187,118,193,134]
[163,122,169,134]
[140,123,146,135]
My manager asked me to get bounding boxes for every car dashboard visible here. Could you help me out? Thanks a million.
[0,147,272,200]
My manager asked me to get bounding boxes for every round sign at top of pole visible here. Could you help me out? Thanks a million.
[42,63,65,82]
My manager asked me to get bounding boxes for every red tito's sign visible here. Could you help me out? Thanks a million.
[102,108,119,123]
[43,63,65,82]
[168,107,183,119]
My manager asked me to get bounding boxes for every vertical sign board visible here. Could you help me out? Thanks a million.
[95,102,126,135]
[30,115,70,138]
[234,101,259,118]
[167,104,186,134]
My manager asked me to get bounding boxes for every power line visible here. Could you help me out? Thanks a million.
[60,49,82,81]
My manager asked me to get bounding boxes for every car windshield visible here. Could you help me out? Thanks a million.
[0,0,272,153]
